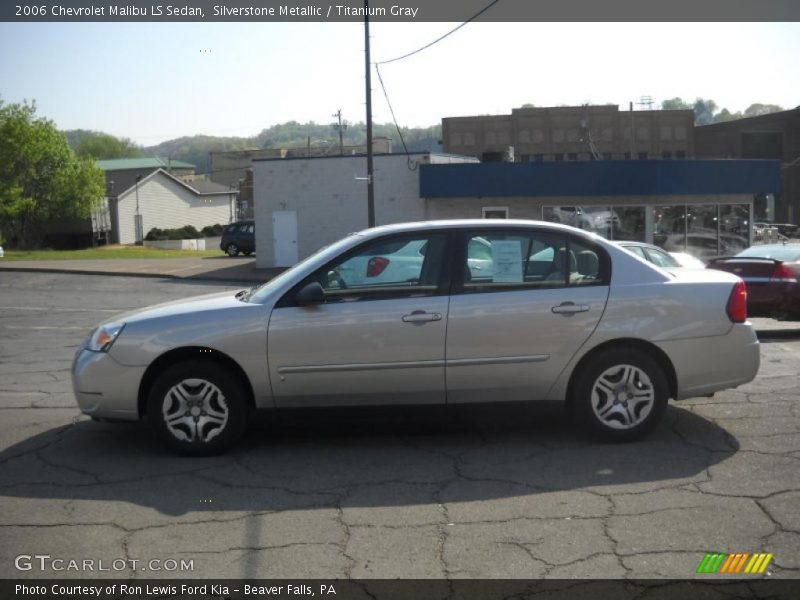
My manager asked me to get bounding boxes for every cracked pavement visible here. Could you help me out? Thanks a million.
[1,272,799,580]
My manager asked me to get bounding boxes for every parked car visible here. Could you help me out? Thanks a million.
[669,252,707,269]
[707,243,800,320]
[0,245,4,258]
[220,220,255,257]
[72,220,759,455]
[614,241,706,269]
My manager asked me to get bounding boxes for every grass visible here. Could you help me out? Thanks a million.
[3,245,223,260]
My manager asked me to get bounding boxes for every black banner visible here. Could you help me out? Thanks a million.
[4,579,800,600]
[3,0,800,23]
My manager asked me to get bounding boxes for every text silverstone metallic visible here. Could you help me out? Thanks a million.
[213,5,323,16]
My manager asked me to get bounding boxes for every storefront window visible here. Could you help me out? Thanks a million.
[543,206,614,238]
[686,205,720,260]
[652,206,686,251]
[612,206,646,241]
[543,206,579,228]
[719,204,750,255]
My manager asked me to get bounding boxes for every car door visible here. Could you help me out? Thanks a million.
[445,228,610,403]
[242,223,255,252]
[267,231,451,407]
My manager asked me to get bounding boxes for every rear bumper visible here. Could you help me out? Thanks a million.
[656,323,760,400]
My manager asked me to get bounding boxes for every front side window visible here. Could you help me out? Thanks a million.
[460,230,608,293]
[301,233,447,302]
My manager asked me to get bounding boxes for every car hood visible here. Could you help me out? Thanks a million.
[110,290,249,325]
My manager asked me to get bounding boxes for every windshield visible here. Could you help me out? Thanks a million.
[736,245,800,262]
[247,234,360,302]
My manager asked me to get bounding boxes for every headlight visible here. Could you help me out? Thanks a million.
[87,322,125,352]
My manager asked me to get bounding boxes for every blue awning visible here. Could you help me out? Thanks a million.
[420,159,781,198]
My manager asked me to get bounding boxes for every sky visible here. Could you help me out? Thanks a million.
[0,21,798,146]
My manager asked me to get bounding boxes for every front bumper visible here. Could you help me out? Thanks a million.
[71,347,146,421]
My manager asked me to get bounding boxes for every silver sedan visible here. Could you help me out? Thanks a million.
[72,220,760,455]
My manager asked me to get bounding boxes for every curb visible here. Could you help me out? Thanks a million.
[0,266,263,284]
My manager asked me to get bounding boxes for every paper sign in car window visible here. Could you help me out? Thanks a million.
[491,240,523,283]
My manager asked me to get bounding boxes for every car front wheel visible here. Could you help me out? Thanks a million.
[571,349,668,442]
[226,243,240,257]
[147,361,248,455]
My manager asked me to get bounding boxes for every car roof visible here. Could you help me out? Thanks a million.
[613,241,650,247]
[355,219,604,239]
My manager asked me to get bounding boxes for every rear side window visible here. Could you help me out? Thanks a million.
[643,247,680,268]
[460,230,609,292]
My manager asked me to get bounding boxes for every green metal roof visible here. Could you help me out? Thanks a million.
[96,157,196,171]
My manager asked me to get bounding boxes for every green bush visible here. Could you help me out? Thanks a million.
[145,224,224,241]
[200,224,224,237]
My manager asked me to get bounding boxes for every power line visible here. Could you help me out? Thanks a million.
[374,0,502,66]
[375,64,416,170]
[371,0,502,169]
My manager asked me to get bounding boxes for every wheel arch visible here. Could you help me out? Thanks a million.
[137,346,255,418]
[566,338,678,405]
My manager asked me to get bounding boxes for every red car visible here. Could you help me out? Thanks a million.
[707,243,800,320]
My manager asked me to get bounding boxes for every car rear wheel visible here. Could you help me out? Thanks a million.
[147,361,248,456]
[226,243,240,257]
[571,349,668,442]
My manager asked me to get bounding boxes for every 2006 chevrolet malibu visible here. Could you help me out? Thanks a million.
[72,220,760,455]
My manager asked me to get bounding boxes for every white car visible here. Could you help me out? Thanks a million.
[615,241,704,269]
[0,245,4,258]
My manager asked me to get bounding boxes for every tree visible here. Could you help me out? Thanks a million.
[75,131,141,159]
[713,108,743,123]
[661,97,692,111]
[693,98,718,125]
[743,103,784,118]
[0,100,105,248]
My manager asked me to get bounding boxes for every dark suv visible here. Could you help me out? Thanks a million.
[220,221,255,257]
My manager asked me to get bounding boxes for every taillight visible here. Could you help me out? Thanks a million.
[726,280,748,323]
[366,256,390,277]
[771,262,798,283]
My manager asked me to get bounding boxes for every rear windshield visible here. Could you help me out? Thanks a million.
[736,246,800,261]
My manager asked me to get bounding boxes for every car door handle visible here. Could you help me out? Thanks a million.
[551,302,590,315]
[402,311,442,323]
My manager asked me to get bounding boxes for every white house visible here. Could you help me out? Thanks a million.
[253,152,476,267]
[111,169,236,245]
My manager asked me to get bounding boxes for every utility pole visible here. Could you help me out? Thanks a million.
[364,0,375,227]
[333,109,348,156]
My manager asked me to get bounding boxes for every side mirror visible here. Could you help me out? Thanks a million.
[295,282,325,306]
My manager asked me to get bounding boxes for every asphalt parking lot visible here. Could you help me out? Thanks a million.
[1,272,799,580]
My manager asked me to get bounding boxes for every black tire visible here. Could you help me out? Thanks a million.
[226,243,240,257]
[147,360,248,456]
[570,349,668,442]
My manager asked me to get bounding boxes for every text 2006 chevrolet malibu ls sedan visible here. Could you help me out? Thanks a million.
[72,220,760,455]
